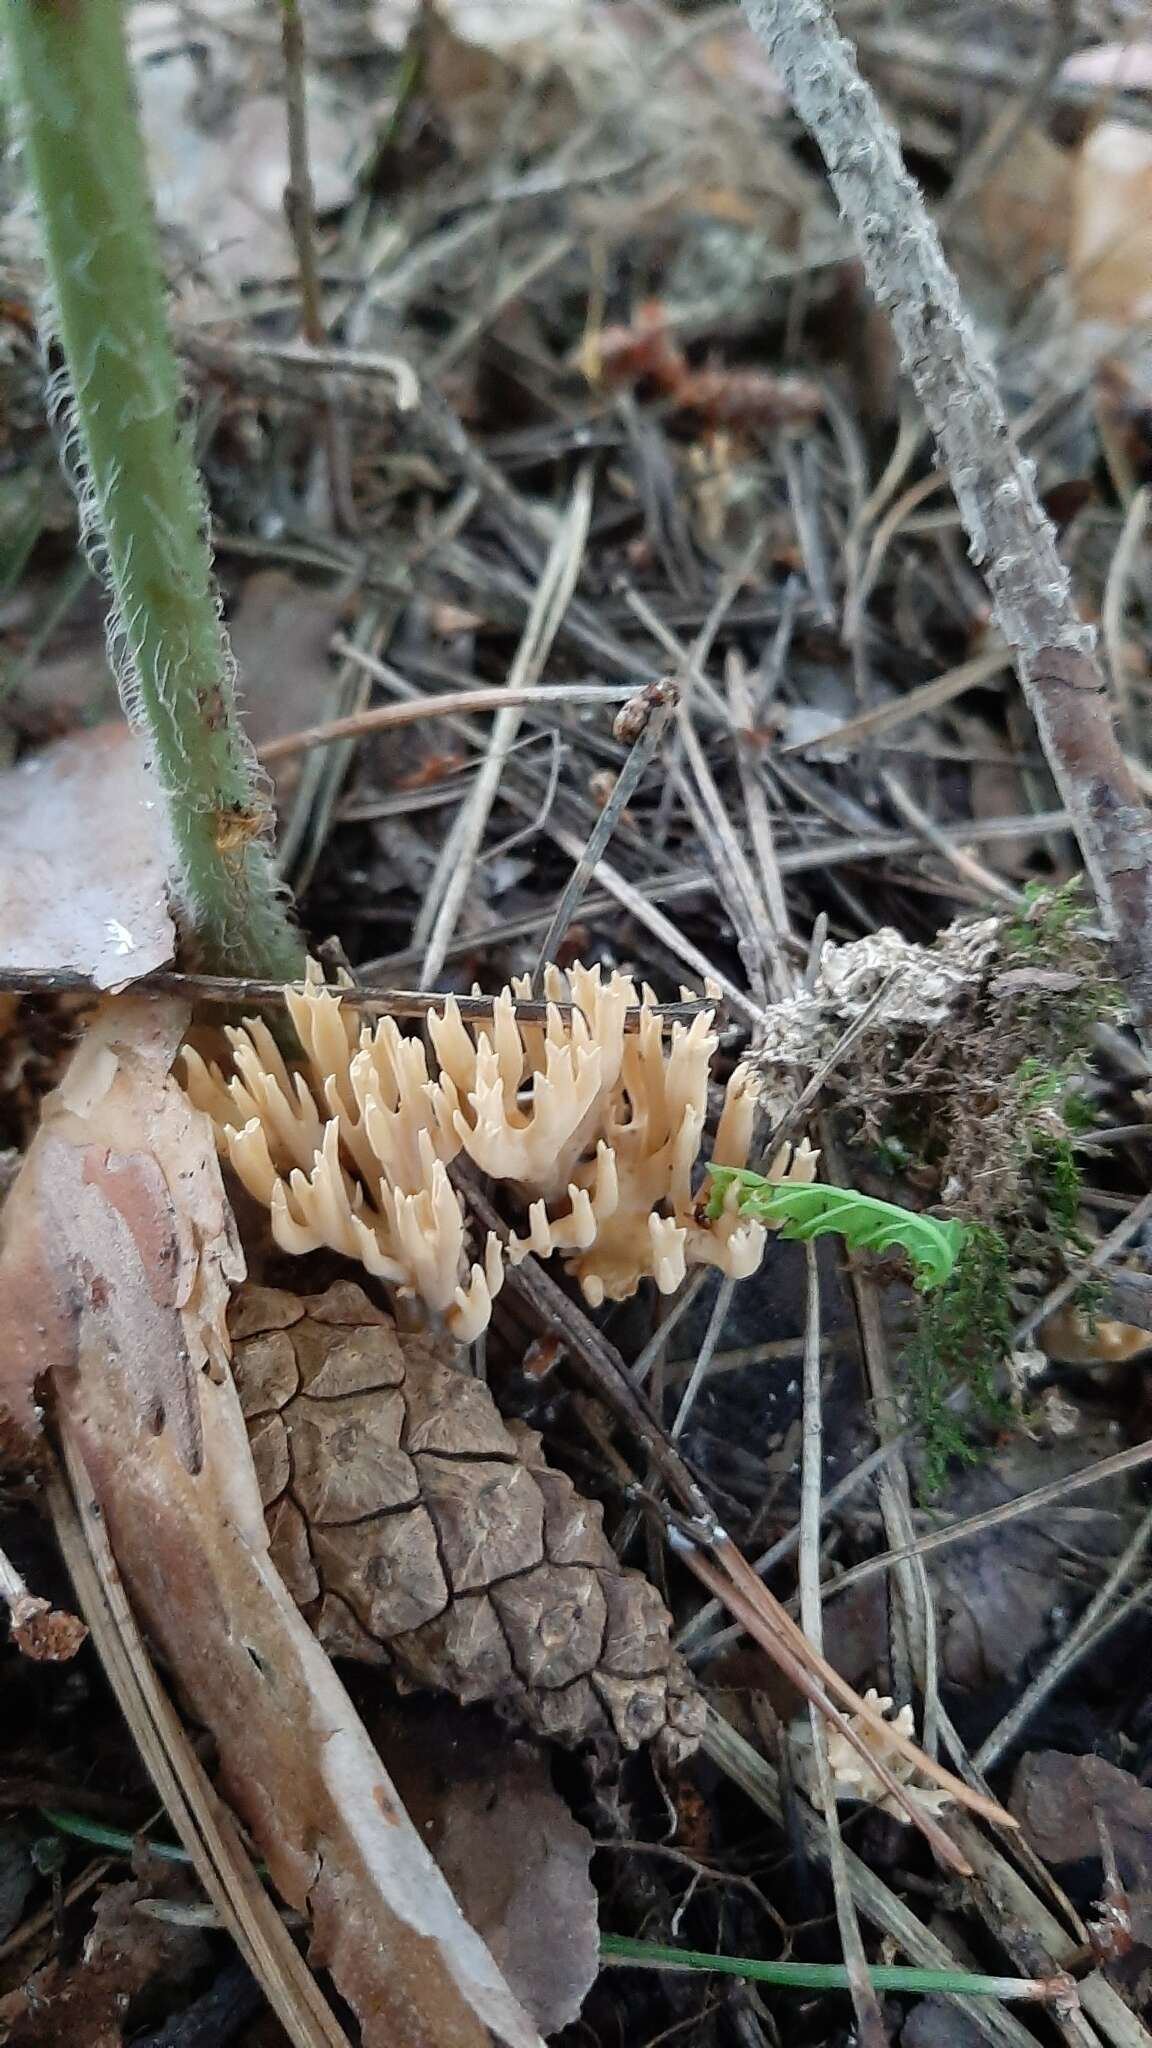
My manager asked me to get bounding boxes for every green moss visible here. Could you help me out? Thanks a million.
[903,1225,1014,1497]
[902,1072,1105,1492]
[1003,876,1092,953]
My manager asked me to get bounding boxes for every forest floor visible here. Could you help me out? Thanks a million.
[5,5,1152,2048]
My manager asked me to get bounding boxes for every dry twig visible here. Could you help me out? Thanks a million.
[0,1537,86,1662]
[795,1244,887,2047]
[741,0,1152,1044]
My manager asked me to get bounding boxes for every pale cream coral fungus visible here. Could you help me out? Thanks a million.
[181,960,813,1337]
[819,1689,954,1821]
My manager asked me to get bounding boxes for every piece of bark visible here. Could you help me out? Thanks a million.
[0,997,542,2048]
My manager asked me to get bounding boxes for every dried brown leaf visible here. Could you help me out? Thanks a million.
[0,726,174,989]
[1071,121,1152,328]
[976,126,1070,291]
[0,997,542,2048]
[1012,1751,1152,1950]
[373,1701,599,2036]
[926,1438,1137,1694]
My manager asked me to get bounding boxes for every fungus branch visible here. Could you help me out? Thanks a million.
[182,965,817,1337]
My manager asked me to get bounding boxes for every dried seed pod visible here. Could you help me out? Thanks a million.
[231,1280,703,1756]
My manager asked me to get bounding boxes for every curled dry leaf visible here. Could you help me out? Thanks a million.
[0,997,541,2048]
[370,1700,599,2037]
[0,724,175,990]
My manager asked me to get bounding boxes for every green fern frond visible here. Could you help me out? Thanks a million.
[707,1169,965,1290]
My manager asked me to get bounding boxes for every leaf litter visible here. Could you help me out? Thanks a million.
[0,997,541,2048]
[7,0,1152,2044]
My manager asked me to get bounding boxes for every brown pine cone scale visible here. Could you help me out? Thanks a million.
[229,1280,703,1753]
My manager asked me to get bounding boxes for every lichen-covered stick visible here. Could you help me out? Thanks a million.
[740,0,1152,1047]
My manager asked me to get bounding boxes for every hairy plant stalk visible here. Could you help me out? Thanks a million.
[5,0,304,978]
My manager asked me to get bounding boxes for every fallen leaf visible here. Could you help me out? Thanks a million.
[369,1699,599,2037]
[1061,44,1152,93]
[1070,120,1152,327]
[409,0,812,204]
[225,571,346,808]
[1012,1751,1152,1948]
[138,50,370,297]
[976,125,1070,291]
[0,997,542,2048]
[422,6,578,162]
[924,1435,1137,1693]
[0,726,174,990]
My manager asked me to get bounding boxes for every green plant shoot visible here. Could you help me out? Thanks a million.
[707,1168,965,1290]
[4,0,304,979]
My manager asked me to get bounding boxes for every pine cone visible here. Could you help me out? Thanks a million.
[229,1280,703,1754]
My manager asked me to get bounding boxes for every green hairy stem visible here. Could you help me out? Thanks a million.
[4,0,304,978]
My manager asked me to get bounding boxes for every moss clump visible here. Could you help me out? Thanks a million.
[902,1225,1014,1498]
[892,885,1123,1491]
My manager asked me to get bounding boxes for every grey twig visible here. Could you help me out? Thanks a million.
[533,680,679,973]
[0,966,709,1031]
[741,0,1152,1044]
[278,0,324,346]
[796,1244,889,2048]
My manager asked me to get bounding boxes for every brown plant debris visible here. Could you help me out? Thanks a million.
[370,1699,600,2038]
[0,1539,87,1659]
[4,1590,87,1661]
[0,995,542,2048]
[233,1277,705,1755]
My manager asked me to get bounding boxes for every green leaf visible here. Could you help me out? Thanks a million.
[707,1170,965,1290]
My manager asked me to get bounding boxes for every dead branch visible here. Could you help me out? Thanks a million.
[740,0,1152,1045]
